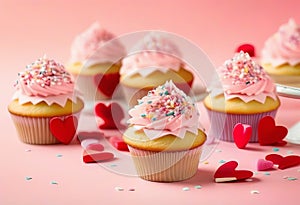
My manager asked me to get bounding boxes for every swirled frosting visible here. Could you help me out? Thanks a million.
[261,18,300,67]
[70,22,126,67]
[13,56,81,106]
[128,81,199,140]
[218,51,277,103]
[120,33,182,77]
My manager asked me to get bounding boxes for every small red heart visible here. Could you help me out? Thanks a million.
[109,136,129,151]
[235,44,255,57]
[95,102,125,129]
[86,143,105,152]
[94,72,120,98]
[83,150,114,163]
[50,116,78,144]
[266,154,300,170]
[257,159,274,171]
[214,161,253,182]
[258,116,288,146]
[233,123,252,149]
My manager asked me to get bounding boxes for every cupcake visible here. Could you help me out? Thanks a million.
[123,81,206,182]
[261,18,300,85]
[203,51,280,142]
[8,56,84,144]
[66,22,126,103]
[120,33,194,107]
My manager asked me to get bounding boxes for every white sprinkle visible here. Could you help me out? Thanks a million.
[25,149,31,152]
[245,178,253,182]
[250,190,260,194]
[50,181,58,185]
[182,187,190,191]
[194,185,202,189]
[115,187,124,191]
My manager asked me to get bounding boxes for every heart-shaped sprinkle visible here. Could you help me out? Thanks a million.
[86,143,105,152]
[83,150,114,163]
[233,123,252,149]
[258,116,288,146]
[235,44,255,57]
[94,72,120,98]
[49,116,78,144]
[109,136,129,151]
[95,102,125,129]
[257,159,274,171]
[214,161,253,182]
[266,154,300,170]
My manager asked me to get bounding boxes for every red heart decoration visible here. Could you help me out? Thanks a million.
[235,44,255,57]
[214,161,253,182]
[258,116,288,146]
[266,154,300,170]
[83,150,114,163]
[257,159,274,171]
[233,123,252,149]
[109,136,129,151]
[50,116,78,144]
[95,102,125,129]
[94,72,120,98]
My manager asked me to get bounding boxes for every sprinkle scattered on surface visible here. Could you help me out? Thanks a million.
[115,187,124,191]
[194,185,202,189]
[25,176,32,181]
[56,154,63,158]
[110,164,117,167]
[272,147,280,152]
[263,172,271,176]
[50,181,58,185]
[287,150,294,154]
[219,160,226,164]
[286,177,298,181]
[245,178,253,182]
[25,149,31,152]
[182,187,190,191]
[250,190,260,194]
[128,188,135,191]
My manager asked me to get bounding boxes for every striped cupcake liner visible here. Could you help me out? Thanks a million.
[128,146,202,182]
[10,112,80,145]
[206,109,278,142]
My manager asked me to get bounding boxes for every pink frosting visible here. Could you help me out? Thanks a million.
[69,22,126,67]
[261,18,300,67]
[218,51,277,103]
[120,33,182,77]
[14,56,82,106]
[128,81,199,140]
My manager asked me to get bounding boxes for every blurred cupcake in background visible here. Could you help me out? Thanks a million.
[67,22,126,105]
[204,51,280,142]
[120,32,194,107]
[261,18,300,85]
[8,56,84,144]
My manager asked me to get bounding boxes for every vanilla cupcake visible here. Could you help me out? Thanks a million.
[123,81,206,182]
[67,22,126,102]
[120,33,194,107]
[8,56,84,144]
[204,51,280,142]
[261,19,300,85]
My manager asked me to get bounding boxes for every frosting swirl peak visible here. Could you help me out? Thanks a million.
[219,51,277,103]
[128,81,199,140]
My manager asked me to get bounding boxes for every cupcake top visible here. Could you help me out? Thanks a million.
[13,56,81,106]
[217,51,277,103]
[128,81,199,140]
[261,18,300,67]
[69,22,126,67]
[120,33,182,77]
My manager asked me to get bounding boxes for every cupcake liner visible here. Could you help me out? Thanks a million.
[10,112,81,145]
[128,146,202,182]
[206,109,278,142]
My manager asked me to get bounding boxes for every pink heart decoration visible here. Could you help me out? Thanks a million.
[50,116,78,144]
[266,154,300,170]
[257,159,274,171]
[86,143,105,152]
[214,161,253,182]
[235,44,255,57]
[233,123,252,149]
[94,102,125,129]
[258,116,288,146]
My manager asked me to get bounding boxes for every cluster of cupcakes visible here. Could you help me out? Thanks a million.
[7,19,300,182]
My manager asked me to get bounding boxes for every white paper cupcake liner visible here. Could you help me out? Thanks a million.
[128,146,202,182]
[10,112,81,145]
[206,109,278,142]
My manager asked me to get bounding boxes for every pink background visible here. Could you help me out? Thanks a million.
[1,0,300,205]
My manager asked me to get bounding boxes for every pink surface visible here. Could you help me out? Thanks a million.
[1,0,300,205]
